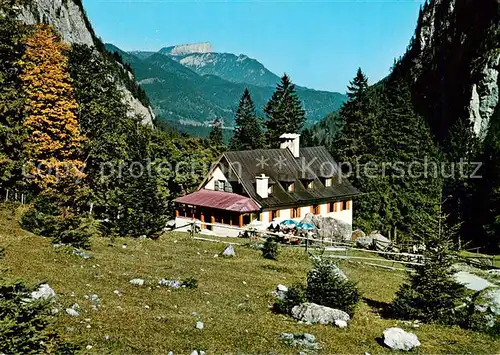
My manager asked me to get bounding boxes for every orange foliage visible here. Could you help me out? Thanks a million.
[19,25,85,191]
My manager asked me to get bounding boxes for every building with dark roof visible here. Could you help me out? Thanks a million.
[175,134,359,236]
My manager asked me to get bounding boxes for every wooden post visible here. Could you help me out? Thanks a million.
[239,214,244,228]
[175,209,179,217]
[200,213,205,229]
[211,215,215,231]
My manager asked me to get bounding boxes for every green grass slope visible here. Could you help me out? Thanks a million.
[1,205,499,353]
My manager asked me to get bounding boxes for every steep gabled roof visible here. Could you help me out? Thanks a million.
[219,146,359,209]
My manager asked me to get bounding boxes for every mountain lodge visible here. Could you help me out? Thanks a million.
[175,134,359,236]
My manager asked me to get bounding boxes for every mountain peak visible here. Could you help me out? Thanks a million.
[161,42,213,56]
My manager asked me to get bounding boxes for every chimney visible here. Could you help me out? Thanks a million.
[279,133,300,158]
[255,174,269,198]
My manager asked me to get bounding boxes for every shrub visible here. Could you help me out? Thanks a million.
[262,237,279,260]
[274,283,307,315]
[0,278,79,354]
[21,193,98,249]
[306,258,360,316]
[181,277,198,289]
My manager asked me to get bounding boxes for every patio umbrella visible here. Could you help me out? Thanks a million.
[297,223,315,230]
[280,219,298,227]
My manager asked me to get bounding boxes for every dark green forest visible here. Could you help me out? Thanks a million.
[305,0,500,252]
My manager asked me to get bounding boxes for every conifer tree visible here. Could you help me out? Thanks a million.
[0,3,28,191]
[264,74,306,147]
[391,204,467,324]
[19,25,85,192]
[209,118,224,147]
[68,44,131,212]
[229,88,264,151]
[337,68,371,163]
[442,117,480,248]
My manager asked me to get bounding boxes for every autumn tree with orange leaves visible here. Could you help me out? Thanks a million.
[19,24,85,192]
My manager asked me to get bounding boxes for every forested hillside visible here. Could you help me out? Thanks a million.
[0,2,218,248]
[108,44,347,135]
[308,0,500,251]
[18,0,156,125]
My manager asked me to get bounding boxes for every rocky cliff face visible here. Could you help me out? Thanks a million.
[19,0,94,46]
[160,42,213,56]
[18,0,155,126]
[408,0,500,141]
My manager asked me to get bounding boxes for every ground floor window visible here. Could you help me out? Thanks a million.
[291,207,300,219]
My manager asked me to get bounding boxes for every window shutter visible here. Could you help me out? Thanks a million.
[347,201,351,210]
[333,203,338,212]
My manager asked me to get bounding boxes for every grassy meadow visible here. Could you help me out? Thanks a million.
[0,205,499,354]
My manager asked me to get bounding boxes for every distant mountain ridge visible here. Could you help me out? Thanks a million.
[116,43,347,135]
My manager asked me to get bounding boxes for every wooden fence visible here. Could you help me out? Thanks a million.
[170,219,425,271]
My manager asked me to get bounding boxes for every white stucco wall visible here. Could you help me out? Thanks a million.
[204,167,228,190]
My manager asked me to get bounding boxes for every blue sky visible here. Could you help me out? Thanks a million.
[83,0,424,93]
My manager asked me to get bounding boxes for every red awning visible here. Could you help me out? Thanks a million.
[175,190,260,213]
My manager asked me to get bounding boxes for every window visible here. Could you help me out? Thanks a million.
[268,185,274,194]
[329,202,339,213]
[312,204,320,215]
[269,210,280,222]
[325,178,332,187]
[291,207,301,219]
[342,201,348,211]
[214,180,226,192]
[287,183,295,192]
[304,180,313,189]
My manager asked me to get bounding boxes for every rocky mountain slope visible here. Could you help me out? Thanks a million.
[18,0,155,125]
[109,44,346,133]
[405,0,499,141]
[310,0,499,145]
[156,43,281,88]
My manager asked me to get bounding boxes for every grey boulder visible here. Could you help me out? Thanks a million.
[222,245,236,257]
[130,278,145,286]
[383,327,421,351]
[291,302,350,326]
[274,284,288,300]
[31,284,56,301]
[301,213,352,241]
[469,287,500,330]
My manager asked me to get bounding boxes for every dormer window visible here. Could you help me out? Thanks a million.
[325,178,332,187]
[282,182,295,192]
[302,180,314,189]
[268,185,274,194]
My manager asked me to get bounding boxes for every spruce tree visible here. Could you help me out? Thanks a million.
[68,44,132,214]
[19,25,85,192]
[229,88,264,151]
[264,74,306,147]
[209,118,224,147]
[442,117,480,249]
[337,68,370,163]
[0,4,28,191]
[391,205,467,324]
